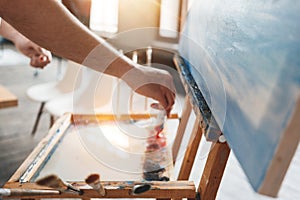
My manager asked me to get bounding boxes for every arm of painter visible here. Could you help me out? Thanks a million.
[0,18,52,68]
[0,0,175,115]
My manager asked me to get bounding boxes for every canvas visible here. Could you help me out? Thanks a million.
[179,0,300,195]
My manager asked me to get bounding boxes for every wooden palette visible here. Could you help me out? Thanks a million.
[3,113,197,199]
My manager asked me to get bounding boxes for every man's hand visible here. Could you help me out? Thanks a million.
[14,37,52,68]
[0,19,52,68]
[122,65,176,116]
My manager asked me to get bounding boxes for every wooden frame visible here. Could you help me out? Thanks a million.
[3,113,195,199]
[172,54,231,200]
[173,103,230,200]
[3,109,229,200]
[170,94,230,200]
[4,181,195,199]
[172,95,192,163]
[179,0,189,33]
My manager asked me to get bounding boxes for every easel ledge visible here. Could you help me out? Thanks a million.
[3,181,196,199]
[71,113,179,124]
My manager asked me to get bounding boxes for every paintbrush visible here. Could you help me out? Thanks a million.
[36,174,83,195]
[131,183,151,195]
[85,174,105,196]
[0,188,60,197]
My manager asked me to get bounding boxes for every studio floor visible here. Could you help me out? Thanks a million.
[0,43,299,200]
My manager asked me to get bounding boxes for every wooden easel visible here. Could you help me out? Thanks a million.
[172,1,231,196]
[172,97,230,200]
[171,53,231,200]
[3,108,230,200]
[2,48,231,200]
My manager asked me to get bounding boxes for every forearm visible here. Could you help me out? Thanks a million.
[0,18,27,44]
[0,0,176,112]
[0,0,134,78]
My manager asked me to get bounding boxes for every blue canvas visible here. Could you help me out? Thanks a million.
[179,0,300,191]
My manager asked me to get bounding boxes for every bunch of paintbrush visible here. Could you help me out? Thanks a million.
[36,174,83,195]
[84,174,151,196]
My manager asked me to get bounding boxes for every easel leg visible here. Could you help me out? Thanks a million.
[198,142,230,200]
[177,117,203,180]
[172,96,192,164]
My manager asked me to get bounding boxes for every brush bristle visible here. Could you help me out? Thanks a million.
[85,174,100,184]
[36,175,66,189]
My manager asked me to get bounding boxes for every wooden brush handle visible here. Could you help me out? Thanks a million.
[0,188,60,197]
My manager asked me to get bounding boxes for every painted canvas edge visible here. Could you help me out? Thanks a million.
[258,99,300,197]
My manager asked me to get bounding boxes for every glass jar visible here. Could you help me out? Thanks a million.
[142,103,170,181]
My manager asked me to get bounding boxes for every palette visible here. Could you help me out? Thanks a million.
[3,113,197,199]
